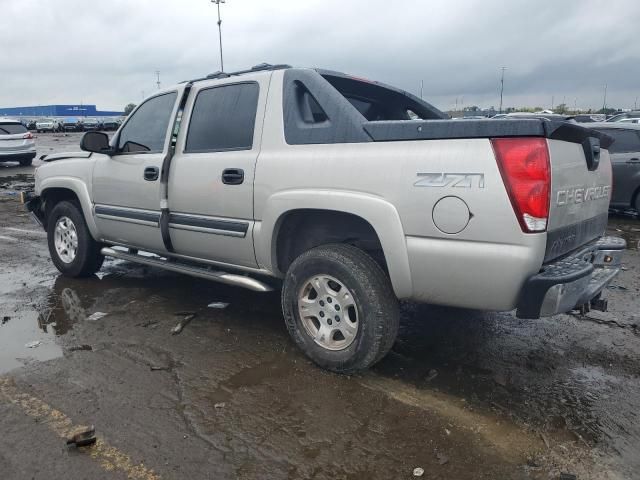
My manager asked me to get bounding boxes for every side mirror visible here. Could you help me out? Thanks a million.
[80,131,112,154]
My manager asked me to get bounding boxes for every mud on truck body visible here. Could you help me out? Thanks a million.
[23,63,625,373]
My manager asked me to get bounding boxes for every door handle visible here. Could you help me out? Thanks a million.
[626,158,640,164]
[144,166,159,181]
[222,168,244,185]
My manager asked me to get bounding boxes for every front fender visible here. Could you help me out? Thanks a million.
[39,177,99,239]
[255,189,412,299]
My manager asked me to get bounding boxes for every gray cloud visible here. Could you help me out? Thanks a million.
[1,0,639,111]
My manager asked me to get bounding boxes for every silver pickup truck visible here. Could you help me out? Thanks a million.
[25,63,625,373]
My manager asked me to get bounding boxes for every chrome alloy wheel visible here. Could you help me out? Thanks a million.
[54,216,78,263]
[298,275,359,351]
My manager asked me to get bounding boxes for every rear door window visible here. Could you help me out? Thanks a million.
[185,82,259,153]
[602,129,640,153]
[118,92,178,153]
[0,123,28,135]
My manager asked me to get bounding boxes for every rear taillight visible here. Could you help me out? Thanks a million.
[491,137,550,233]
[23,132,33,139]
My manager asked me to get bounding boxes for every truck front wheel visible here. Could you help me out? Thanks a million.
[282,244,399,373]
[47,201,104,277]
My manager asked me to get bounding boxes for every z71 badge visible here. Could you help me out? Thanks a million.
[414,173,485,188]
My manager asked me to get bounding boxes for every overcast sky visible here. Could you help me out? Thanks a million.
[2,0,639,112]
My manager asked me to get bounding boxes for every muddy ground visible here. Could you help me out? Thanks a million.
[1,133,639,479]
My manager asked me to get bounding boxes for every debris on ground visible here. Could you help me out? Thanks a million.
[138,319,159,328]
[412,467,424,477]
[171,314,196,335]
[435,451,449,465]
[214,402,226,409]
[25,340,42,349]
[150,365,170,371]
[426,368,438,382]
[539,432,550,449]
[559,473,577,480]
[87,312,108,321]
[2,315,9,324]
[68,345,93,352]
[66,425,97,448]
[207,302,229,309]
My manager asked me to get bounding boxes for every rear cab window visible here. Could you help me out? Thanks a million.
[0,123,28,135]
[185,82,259,153]
[320,72,445,121]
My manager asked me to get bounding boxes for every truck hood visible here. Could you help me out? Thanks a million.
[41,151,92,162]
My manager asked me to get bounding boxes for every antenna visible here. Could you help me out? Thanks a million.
[499,66,506,114]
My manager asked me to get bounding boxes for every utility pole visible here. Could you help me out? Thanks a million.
[635,96,638,110]
[155,71,161,90]
[499,66,506,114]
[420,80,424,100]
[602,84,608,112]
[551,96,554,110]
[211,0,226,72]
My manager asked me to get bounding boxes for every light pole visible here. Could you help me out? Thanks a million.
[211,0,226,72]
[155,70,161,90]
[499,66,506,114]
[602,84,608,112]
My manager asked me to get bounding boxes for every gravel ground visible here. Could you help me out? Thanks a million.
[0,133,639,479]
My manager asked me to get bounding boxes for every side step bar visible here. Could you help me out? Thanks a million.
[101,247,274,292]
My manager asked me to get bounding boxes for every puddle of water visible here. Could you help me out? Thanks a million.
[0,310,63,373]
[608,214,640,250]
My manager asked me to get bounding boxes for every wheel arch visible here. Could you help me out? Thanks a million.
[40,178,99,238]
[255,190,413,299]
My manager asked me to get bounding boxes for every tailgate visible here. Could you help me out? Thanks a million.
[544,133,613,262]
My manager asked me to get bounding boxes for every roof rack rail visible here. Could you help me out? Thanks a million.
[181,63,292,84]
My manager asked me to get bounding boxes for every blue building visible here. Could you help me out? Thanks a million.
[0,104,123,118]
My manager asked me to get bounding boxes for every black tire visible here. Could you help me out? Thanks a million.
[282,243,399,373]
[47,200,104,277]
[19,156,33,166]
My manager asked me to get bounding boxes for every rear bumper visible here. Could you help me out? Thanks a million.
[516,236,625,319]
[0,150,36,160]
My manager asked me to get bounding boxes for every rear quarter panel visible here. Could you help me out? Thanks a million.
[255,72,545,308]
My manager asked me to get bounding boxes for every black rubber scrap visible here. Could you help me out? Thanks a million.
[66,426,97,447]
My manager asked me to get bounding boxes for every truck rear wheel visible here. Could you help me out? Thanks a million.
[47,201,104,277]
[282,243,399,373]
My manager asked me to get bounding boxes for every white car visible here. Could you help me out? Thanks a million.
[0,119,36,166]
[618,118,640,124]
[36,118,61,133]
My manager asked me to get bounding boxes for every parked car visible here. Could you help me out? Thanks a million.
[588,122,640,212]
[606,111,640,123]
[36,118,61,133]
[569,114,607,123]
[618,118,640,124]
[26,119,38,131]
[0,119,36,166]
[100,117,120,131]
[24,64,625,373]
[62,117,82,132]
[81,118,100,131]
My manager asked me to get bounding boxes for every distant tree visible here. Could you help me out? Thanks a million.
[124,103,136,116]
[553,103,568,114]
